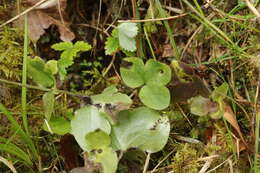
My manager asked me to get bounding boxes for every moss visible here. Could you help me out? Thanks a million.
[171,144,201,173]
[0,27,24,80]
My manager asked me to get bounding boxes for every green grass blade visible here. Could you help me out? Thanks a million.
[22,13,29,134]
[0,104,38,160]
[0,138,32,165]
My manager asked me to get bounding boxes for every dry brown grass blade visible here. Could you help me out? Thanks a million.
[0,156,17,173]
[224,105,248,148]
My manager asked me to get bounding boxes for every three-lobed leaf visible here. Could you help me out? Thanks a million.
[120,57,171,110]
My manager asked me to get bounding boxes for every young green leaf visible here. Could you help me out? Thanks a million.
[117,23,138,51]
[105,29,120,55]
[45,60,58,75]
[52,41,92,80]
[70,106,111,151]
[43,116,71,135]
[139,85,170,110]
[111,107,170,153]
[91,147,118,173]
[189,96,216,116]
[120,57,145,88]
[91,85,132,106]
[211,82,229,101]
[91,85,132,123]
[42,91,55,120]
[27,56,55,88]
[85,130,111,150]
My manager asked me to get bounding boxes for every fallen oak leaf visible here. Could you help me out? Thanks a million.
[16,0,75,42]
[223,104,248,148]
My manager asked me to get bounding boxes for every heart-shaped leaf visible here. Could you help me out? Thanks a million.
[144,59,171,86]
[111,107,170,153]
[70,106,111,151]
[139,85,170,110]
[120,57,145,88]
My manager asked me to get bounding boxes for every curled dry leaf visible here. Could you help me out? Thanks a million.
[17,0,75,42]
[223,105,248,148]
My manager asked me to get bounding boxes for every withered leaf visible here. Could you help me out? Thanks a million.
[18,0,75,42]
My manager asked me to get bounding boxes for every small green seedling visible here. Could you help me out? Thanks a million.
[189,82,229,119]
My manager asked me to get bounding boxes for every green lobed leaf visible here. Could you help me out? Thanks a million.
[51,42,73,51]
[70,106,111,151]
[111,107,170,153]
[120,57,145,88]
[42,91,55,120]
[117,23,138,52]
[105,29,120,55]
[139,85,170,110]
[209,82,229,119]
[144,59,171,86]
[73,41,92,51]
[52,41,92,80]
[43,116,71,135]
[27,56,54,88]
[211,82,229,101]
[118,23,138,38]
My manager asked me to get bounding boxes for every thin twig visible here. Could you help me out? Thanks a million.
[0,0,49,28]
[118,13,187,23]
[151,150,175,173]
[90,54,116,89]
[244,0,260,18]
[0,156,17,173]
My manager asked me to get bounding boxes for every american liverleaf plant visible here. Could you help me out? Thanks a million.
[70,85,170,173]
[120,57,172,110]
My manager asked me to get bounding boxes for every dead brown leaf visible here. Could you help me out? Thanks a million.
[17,0,75,42]
[223,105,248,148]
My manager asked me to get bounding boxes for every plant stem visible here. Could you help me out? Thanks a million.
[142,152,151,173]
[22,14,29,134]
[0,78,89,97]
[254,111,260,173]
